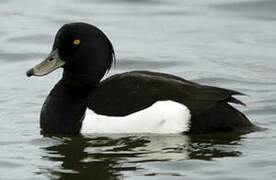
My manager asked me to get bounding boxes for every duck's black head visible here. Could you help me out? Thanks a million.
[27,22,115,87]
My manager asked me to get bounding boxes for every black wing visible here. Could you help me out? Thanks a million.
[87,71,245,116]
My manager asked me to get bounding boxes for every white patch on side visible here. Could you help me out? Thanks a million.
[80,100,191,134]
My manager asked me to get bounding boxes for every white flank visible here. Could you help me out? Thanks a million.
[80,100,191,134]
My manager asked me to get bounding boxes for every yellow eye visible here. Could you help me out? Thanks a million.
[73,39,80,45]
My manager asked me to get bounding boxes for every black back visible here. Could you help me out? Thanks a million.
[88,71,243,116]
[88,71,255,133]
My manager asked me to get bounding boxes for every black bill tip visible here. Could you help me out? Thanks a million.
[26,68,34,77]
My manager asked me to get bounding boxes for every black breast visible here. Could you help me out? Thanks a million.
[40,81,87,134]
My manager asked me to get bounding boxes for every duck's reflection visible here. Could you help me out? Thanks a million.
[40,133,245,179]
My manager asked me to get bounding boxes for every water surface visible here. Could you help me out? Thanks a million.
[0,0,276,179]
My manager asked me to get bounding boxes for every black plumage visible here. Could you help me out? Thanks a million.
[88,71,254,133]
[27,22,258,134]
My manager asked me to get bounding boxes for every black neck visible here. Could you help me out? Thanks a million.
[40,76,98,134]
[60,69,99,98]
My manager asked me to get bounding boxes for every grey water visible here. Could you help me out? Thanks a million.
[0,0,276,179]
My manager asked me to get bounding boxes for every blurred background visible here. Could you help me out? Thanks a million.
[0,0,276,179]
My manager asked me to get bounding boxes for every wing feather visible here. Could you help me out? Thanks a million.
[88,71,246,116]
